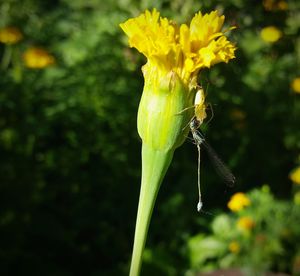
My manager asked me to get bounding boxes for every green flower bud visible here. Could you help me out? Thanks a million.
[138,69,194,152]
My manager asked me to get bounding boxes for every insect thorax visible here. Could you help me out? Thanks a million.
[190,117,200,131]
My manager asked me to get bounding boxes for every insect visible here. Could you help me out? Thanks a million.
[190,88,235,212]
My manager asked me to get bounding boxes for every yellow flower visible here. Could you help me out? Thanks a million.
[290,166,300,185]
[120,10,237,276]
[0,26,23,44]
[260,26,282,43]
[120,9,236,82]
[278,1,288,10]
[23,47,55,69]
[228,192,251,212]
[228,241,240,254]
[237,216,255,231]
[263,0,288,11]
[120,9,236,148]
[291,78,300,94]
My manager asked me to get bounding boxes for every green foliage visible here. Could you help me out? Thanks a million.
[0,0,300,275]
[187,187,300,275]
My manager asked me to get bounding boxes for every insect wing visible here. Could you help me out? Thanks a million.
[200,137,235,187]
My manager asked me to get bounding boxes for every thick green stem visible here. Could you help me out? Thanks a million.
[129,143,174,276]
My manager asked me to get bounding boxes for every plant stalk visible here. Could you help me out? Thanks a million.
[129,143,173,276]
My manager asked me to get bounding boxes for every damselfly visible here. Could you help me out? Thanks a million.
[190,116,235,212]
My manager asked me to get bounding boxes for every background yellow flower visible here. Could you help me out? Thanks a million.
[0,26,23,44]
[237,216,255,231]
[228,192,251,212]
[229,241,240,253]
[260,26,282,43]
[290,166,300,185]
[23,47,55,69]
[263,0,288,11]
[291,78,300,94]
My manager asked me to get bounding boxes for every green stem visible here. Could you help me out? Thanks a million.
[129,143,174,276]
[1,45,12,70]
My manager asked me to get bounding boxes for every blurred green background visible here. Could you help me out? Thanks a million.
[0,0,300,275]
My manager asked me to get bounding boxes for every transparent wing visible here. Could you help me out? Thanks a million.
[196,130,235,187]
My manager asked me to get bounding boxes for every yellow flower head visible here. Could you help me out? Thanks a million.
[290,166,300,185]
[291,78,300,94]
[237,216,255,231]
[228,192,251,212]
[0,26,23,44]
[120,10,236,151]
[120,9,236,85]
[23,47,55,69]
[228,241,240,253]
[260,26,282,43]
[277,1,288,10]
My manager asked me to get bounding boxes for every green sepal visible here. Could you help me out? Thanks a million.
[137,70,194,151]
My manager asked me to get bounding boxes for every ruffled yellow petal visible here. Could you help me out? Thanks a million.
[120,9,177,65]
[120,9,236,84]
[189,11,224,45]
